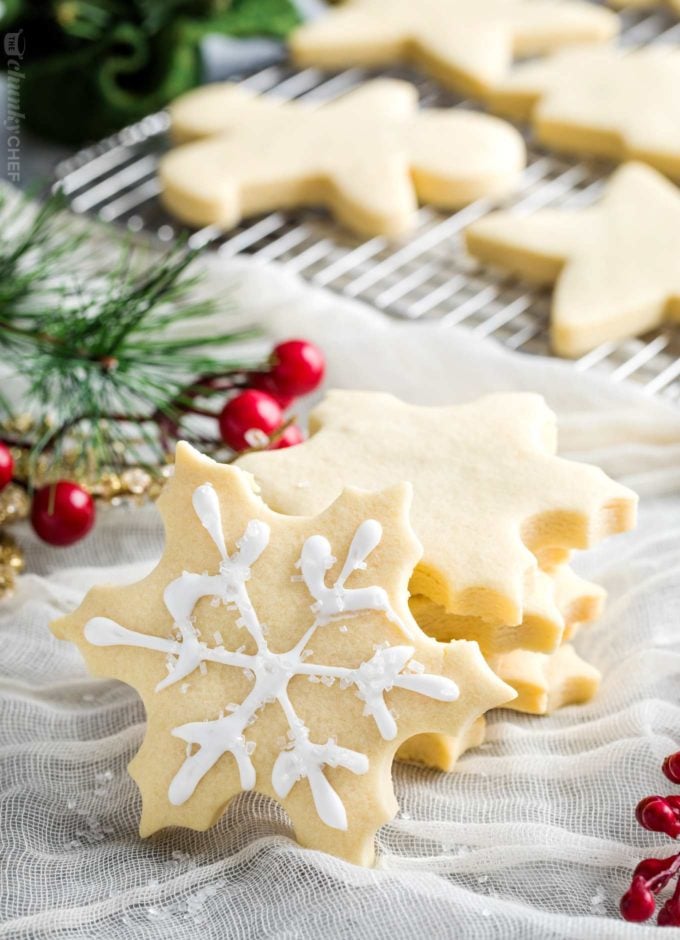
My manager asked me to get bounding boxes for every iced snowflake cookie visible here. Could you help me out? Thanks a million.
[489,46,680,180]
[290,0,618,98]
[411,565,605,655]
[237,391,636,629]
[160,79,525,237]
[51,442,513,866]
[397,716,487,771]
[465,162,680,356]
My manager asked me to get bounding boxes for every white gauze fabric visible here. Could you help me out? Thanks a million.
[2,255,680,940]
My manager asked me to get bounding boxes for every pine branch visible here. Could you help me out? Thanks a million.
[0,192,264,482]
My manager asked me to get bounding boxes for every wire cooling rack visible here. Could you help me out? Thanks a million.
[54,7,680,403]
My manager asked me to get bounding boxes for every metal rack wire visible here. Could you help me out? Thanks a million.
[55,7,680,403]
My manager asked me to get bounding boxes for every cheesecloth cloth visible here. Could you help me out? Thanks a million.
[2,254,680,939]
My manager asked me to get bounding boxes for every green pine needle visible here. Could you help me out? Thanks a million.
[0,191,263,480]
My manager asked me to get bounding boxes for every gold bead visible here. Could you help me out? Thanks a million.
[0,484,30,525]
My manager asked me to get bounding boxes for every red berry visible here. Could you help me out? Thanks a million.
[0,442,13,491]
[247,372,295,410]
[219,390,282,452]
[663,753,680,785]
[634,856,677,888]
[271,425,304,450]
[31,481,95,547]
[620,876,656,922]
[658,895,680,927]
[268,340,325,397]
[636,797,680,837]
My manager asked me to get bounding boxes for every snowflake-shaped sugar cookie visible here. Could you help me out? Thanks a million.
[52,443,513,865]
[290,0,618,97]
[161,79,525,237]
[411,564,605,655]
[237,391,636,631]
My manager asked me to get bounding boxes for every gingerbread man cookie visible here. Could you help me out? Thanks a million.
[466,161,680,356]
[290,0,618,97]
[490,46,680,180]
[237,391,636,628]
[161,79,525,237]
[52,443,513,866]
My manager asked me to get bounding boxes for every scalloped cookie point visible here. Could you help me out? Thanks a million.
[50,444,513,866]
[289,0,619,97]
[160,79,525,237]
[237,391,637,629]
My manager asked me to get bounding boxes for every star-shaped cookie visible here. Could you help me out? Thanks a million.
[466,162,680,356]
[52,443,513,866]
[290,0,618,97]
[160,79,525,237]
[489,46,680,180]
[237,391,636,628]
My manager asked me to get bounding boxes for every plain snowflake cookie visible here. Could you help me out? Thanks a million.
[404,565,604,768]
[466,161,680,356]
[410,565,604,656]
[290,0,618,97]
[397,644,602,770]
[51,443,513,866]
[237,391,636,628]
[160,79,525,237]
[490,644,601,715]
[489,45,680,180]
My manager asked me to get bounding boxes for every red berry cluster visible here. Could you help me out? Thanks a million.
[219,339,324,452]
[620,752,680,926]
[0,339,325,549]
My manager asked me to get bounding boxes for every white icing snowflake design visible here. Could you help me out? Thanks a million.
[84,483,459,830]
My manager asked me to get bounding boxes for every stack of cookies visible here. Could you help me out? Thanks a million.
[237,389,637,771]
[52,392,636,863]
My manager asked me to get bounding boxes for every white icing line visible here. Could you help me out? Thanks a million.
[83,482,459,830]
